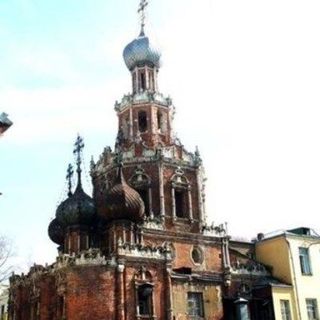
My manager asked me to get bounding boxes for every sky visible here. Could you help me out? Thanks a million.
[1,0,320,271]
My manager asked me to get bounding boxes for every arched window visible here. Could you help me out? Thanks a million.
[174,189,187,218]
[139,72,146,91]
[171,168,193,221]
[138,111,148,132]
[157,111,163,133]
[137,284,154,316]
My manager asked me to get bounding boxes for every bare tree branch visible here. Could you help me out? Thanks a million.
[0,235,14,283]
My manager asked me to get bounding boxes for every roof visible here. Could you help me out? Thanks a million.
[256,226,320,242]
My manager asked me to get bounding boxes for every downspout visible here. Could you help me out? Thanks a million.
[285,237,302,320]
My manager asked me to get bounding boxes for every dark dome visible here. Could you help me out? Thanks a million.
[123,31,161,71]
[48,218,64,245]
[56,184,96,227]
[102,167,144,223]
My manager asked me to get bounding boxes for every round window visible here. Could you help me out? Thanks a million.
[191,247,203,264]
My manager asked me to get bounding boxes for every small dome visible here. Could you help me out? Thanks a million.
[123,31,161,71]
[56,184,96,227]
[102,167,144,223]
[48,219,64,245]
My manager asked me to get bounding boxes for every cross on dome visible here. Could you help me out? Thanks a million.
[66,164,74,196]
[73,135,85,182]
[138,0,149,35]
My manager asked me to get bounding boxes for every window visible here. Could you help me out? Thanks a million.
[138,111,148,132]
[139,72,146,91]
[280,300,291,320]
[299,247,312,275]
[191,247,203,264]
[157,111,163,133]
[188,292,204,318]
[138,284,153,316]
[175,189,187,218]
[1,305,4,320]
[307,299,319,320]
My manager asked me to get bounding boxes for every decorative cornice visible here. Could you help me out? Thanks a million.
[114,92,172,112]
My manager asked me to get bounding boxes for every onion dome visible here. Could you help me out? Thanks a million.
[55,183,95,227]
[123,30,161,71]
[55,136,96,228]
[102,166,144,223]
[48,218,64,245]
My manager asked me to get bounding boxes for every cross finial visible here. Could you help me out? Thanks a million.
[73,135,85,183]
[66,164,74,197]
[138,0,149,35]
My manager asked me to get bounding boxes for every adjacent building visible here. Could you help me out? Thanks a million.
[256,227,320,320]
[0,285,9,320]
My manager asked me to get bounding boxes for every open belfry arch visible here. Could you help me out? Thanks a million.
[9,2,280,320]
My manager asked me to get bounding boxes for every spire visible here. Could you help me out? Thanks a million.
[66,163,74,197]
[138,0,149,36]
[73,135,85,188]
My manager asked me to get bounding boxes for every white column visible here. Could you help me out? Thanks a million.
[159,162,165,219]
[196,168,204,223]
[148,186,153,217]
[171,187,176,220]
[188,186,193,221]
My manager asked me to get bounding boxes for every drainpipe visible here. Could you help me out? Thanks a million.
[285,237,302,320]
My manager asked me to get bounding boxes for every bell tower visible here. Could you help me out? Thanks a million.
[91,0,207,237]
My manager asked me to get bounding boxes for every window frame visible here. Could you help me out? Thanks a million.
[299,247,312,275]
[306,299,319,320]
[187,292,204,318]
[280,299,291,320]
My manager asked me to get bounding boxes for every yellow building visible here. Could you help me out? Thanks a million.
[256,227,320,320]
[0,285,8,320]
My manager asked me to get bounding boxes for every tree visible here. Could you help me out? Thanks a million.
[0,235,13,283]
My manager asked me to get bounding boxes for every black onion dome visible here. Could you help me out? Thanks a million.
[103,167,144,223]
[48,218,64,245]
[56,183,96,227]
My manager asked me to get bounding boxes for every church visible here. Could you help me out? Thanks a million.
[8,2,283,319]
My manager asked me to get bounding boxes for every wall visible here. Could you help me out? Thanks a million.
[287,236,320,320]
[272,286,297,320]
[255,237,292,284]
[172,283,223,320]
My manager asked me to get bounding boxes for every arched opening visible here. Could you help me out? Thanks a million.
[139,72,146,91]
[157,111,163,133]
[175,189,187,218]
[137,284,153,316]
[138,111,148,132]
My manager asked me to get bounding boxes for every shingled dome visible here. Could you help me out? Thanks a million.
[123,30,161,71]
[102,166,145,223]
[48,218,64,245]
[55,183,96,227]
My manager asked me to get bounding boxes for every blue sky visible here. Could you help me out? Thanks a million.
[1,0,320,270]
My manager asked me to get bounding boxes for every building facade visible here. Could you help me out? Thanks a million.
[8,3,280,320]
[256,227,320,320]
[0,285,9,320]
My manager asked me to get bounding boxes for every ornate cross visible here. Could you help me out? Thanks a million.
[73,135,84,176]
[138,0,149,33]
[66,163,74,196]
